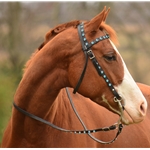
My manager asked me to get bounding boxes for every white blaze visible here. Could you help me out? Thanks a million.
[109,40,147,124]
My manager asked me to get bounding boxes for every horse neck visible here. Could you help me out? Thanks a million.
[12,43,71,128]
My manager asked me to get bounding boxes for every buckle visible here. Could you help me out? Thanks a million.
[87,50,95,59]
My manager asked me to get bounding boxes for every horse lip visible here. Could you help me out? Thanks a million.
[120,107,144,125]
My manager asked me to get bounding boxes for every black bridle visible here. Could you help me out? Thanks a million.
[13,23,125,145]
[74,23,122,101]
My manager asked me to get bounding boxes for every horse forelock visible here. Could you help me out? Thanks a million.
[100,22,119,46]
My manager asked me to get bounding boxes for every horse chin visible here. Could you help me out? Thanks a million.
[120,114,134,125]
[120,109,144,125]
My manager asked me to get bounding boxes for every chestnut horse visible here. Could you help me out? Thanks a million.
[1,7,148,147]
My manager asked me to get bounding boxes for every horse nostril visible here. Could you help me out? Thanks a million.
[140,102,147,116]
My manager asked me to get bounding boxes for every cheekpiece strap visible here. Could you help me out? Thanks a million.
[76,23,122,100]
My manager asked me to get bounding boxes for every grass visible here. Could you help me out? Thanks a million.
[0,69,17,144]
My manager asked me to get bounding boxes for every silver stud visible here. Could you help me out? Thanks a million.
[103,75,106,78]
[106,79,109,82]
[100,37,103,40]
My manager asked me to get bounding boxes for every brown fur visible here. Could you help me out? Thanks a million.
[1,7,148,148]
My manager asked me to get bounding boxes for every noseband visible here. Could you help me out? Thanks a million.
[13,23,125,145]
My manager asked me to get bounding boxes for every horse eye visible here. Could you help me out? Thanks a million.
[104,55,116,61]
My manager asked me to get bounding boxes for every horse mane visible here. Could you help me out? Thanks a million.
[23,20,81,73]
[23,20,118,73]
[38,20,81,50]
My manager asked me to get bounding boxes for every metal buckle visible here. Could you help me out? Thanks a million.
[87,50,95,59]
[114,95,122,102]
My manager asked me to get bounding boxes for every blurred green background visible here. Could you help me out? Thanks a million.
[0,2,150,144]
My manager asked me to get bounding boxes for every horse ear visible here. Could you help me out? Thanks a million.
[103,7,110,22]
[87,6,107,31]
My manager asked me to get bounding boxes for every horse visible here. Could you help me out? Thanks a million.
[1,7,148,147]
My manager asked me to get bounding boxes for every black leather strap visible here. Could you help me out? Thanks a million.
[73,51,88,94]
[13,101,123,136]
[74,23,122,101]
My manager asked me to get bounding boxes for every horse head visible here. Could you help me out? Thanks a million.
[69,7,147,125]
[27,7,147,125]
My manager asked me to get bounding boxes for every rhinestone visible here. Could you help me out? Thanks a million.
[96,38,99,42]
[98,66,101,69]
[101,71,104,74]
[112,89,115,91]
[88,131,91,134]
[83,38,86,41]
[106,79,109,82]
[82,33,85,36]
[103,36,106,39]
[81,29,84,32]
[85,43,88,46]
[91,41,94,45]
[93,130,96,133]
[103,75,106,78]
[84,131,86,134]
[109,83,112,86]
[100,37,103,40]
[74,131,76,134]
[78,131,81,134]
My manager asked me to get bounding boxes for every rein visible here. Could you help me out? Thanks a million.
[13,87,123,144]
[13,23,125,145]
